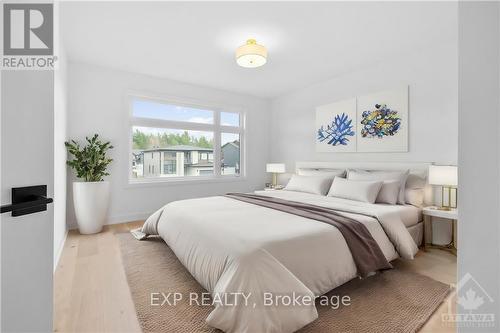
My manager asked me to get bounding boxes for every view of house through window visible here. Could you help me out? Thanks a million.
[132,126,214,178]
[221,133,240,175]
[130,97,242,180]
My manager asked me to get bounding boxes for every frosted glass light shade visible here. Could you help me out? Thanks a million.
[266,163,285,173]
[236,39,267,68]
[428,165,458,186]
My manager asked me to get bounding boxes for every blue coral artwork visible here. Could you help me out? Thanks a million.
[317,113,355,146]
[360,104,401,138]
[315,98,357,152]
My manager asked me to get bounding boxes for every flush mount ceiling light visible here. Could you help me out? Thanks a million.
[235,39,267,68]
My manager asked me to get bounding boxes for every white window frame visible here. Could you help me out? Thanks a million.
[127,92,245,185]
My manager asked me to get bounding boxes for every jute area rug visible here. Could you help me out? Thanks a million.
[117,233,451,333]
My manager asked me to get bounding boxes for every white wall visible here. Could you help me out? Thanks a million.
[458,2,500,330]
[269,42,458,244]
[54,46,68,268]
[66,63,270,227]
[270,42,458,169]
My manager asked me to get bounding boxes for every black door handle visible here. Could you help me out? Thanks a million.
[0,196,53,214]
[0,185,53,217]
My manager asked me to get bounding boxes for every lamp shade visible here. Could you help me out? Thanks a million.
[236,39,267,68]
[428,165,458,186]
[266,163,285,173]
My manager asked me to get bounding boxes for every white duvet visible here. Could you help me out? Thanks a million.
[141,190,418,333]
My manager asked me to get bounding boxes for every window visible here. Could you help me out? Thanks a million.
[132,99,214,124]
[130,96,243,182]
[163,152,177,175]
[221,133,240,175]
[221,112,240,127]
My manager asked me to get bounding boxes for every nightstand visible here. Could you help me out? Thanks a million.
[422,207,458,255]
[254,188,282,195]
[262,186,284,191]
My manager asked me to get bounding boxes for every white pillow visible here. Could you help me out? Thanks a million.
[375,180,401,205]
[405,173,426,189]
[284,175,333,195]
[347,169,409,205]
[405,188,424,207]
[297,168,346,178]
[404,173,426,206]
[327,177,383,203]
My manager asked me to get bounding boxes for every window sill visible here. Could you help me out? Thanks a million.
[126,175,247,188]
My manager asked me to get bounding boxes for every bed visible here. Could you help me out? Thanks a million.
[254,190,424,246]
[139,162,430,333]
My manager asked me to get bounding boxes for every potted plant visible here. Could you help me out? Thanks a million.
[65,134,113,234]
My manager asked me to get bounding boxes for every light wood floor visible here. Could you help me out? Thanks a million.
[54,221,457,333]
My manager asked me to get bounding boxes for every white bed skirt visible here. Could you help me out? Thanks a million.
[407,221,423,246]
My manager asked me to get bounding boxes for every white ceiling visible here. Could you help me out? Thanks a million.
[61,1,457,99]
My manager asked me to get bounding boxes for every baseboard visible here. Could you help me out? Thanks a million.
[108,212,151,224]
[67,212,151,230]
[54,229,68,273]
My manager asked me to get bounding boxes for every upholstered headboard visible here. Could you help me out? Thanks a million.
[295,161,431,178]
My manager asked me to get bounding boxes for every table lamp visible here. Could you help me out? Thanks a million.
[428,165,458,210]
[266,163,286,189]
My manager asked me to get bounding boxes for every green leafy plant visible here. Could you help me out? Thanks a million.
[65,134,114,182]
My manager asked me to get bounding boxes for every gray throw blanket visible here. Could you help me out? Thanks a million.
[225,193,392,277]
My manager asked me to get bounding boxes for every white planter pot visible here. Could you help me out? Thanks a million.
[73,181,110,234]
